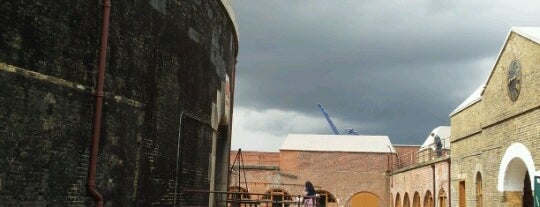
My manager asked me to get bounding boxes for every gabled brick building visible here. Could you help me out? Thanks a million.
[228,27,540,207]
[449,27,540,207]
[230,134,397,207]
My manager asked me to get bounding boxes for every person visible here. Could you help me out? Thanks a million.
[431,133,443,157]
[304,181,316,207]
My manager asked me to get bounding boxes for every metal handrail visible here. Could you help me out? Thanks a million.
[183,190,320,207]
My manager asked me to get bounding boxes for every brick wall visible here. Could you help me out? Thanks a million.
[390,158,450,207]
[230,151,280,166]
[450,31,540,207]
[230,150,392,207]
[0,1,237,206]
[393,145,421,169]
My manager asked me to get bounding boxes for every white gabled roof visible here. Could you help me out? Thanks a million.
[512,27,540,44]
[279,134,395,153]
[449,84,485,116]
[450,27,540,117]
[420,126,451,150]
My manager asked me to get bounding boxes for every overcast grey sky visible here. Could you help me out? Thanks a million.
[229,1,540,152]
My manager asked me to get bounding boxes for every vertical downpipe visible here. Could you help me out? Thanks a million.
[88,0,111,206]
[447,159,451,207]
[173,113,184,206]
[432,164,436,207]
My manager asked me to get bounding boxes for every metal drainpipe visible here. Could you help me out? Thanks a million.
[432,164,436,207]
[88,0,111,206]
[447,159,451,207]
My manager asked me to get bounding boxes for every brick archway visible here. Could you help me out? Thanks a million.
[423,190,433,207]
[412,192,420,207]
[348,192,380,207]
[497,143,535,207]
[497,143,535,192]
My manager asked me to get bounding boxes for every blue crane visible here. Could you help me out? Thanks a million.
[317,104,340,135]
[317,104,359,135]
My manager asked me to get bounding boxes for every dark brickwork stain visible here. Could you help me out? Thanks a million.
[0,0,236,206]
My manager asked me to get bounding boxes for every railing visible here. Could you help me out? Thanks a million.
[391,138,450,170]
[183,190,319,207]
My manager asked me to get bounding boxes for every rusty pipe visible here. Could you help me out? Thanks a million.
[88,0,111,206]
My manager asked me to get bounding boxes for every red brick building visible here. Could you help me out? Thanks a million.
[229,128,451,207]
[390,127,451,207]
[230,134,397,207]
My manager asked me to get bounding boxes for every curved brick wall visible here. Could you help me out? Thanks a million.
[0,1,237,206]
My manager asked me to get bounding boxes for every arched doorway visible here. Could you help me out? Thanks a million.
[423,190,433,207]
[228,186,250,207]
[349,192,379,207]
[438,188,446,207]
[403,193,411,207]
[412,192,420,207]
[315,190,337,207]
[475,172,482,207]
[262,188,293,207]
[498,143,535,207]
[523,171,533,207]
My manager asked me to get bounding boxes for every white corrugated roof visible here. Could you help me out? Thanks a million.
[420,126,451,150]
[279,134,395,153]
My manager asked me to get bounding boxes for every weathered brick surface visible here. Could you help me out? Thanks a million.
[230,151,280,166]
[0,1,237,206]
[450,31,540,207]
[390,159,450,207]
[230,150,391,207]
[393,145,422,168]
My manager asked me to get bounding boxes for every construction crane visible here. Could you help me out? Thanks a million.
[317,104,340,135]
[317,104,359,135]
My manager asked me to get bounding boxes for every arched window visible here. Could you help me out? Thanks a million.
[476,172,482,207]
[315,190,337,207]
[438,188,447,207]
[412,192,421,207]
[395,193,402,207]
[228,186,250,199]
[423,190,433,207]
[263,189,293,207]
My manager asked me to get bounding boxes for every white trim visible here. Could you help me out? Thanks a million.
[497,143,536,191]
[449,84,484,116]
[512,27,540,45]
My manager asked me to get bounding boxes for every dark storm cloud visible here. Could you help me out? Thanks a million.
[231,0,540,145]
